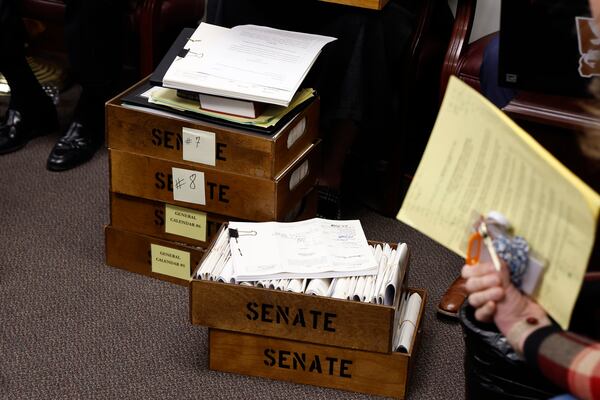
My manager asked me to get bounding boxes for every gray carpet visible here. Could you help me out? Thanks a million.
[0,88,465,399]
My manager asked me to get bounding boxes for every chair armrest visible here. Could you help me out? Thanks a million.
[440,0,476,97]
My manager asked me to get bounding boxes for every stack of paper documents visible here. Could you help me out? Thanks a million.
[161,23,336,107]
[196,219,410,308]
[227,219,377,281]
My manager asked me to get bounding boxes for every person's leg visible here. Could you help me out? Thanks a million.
[310,1,416,218]
[47,0,125,171]
[0,0,58,154]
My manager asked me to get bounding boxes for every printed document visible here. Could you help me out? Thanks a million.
[162,23,336,106]
[228,218,377,281]
[397,76,600,329]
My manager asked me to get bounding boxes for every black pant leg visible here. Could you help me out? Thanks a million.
[64,0,125,134]
[0,0,53,117]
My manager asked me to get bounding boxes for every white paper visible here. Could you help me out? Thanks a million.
[182,127,216,166]
[286,278,307,293]
[228,218,377,281]
[163,22,336,106]
[197,228,229,280]
[216,257,235,283]
[275,279,290,291]
[384,243,409,306]
[171,167,206,205]
[394,293,422,353]
[305,279,332,296]
[330,277,349,299]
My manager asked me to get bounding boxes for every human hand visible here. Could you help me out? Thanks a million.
[461,261,551,353]
[461,261,509,323]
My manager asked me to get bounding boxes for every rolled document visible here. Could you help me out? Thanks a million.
[376,250,396,304]
[197,228,229,280]
[352,276,367,301]
[383,243,409,306]
[286,278,307,293]
[362,275,375,302]
[275,279,290,291]
[394,292,422,353]
[216,257,235,283]
[371,253,388,303]
[305,278,332,296]
[331,277,350,299]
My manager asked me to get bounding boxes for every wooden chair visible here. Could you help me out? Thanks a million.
[439,0,600,193]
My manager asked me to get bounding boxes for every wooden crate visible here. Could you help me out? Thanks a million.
[110,193,229,248]
[105,225,205,286]
[208,288,426,399]
[191,280,395,353]
[109,141,319,221]
[190,237,408,353]
[106,80,320,179]
[109,189,318,247]
[318,0,389,10]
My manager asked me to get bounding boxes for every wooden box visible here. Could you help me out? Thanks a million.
[109,189,318,248]
[191,280,396,353]
[209,290,427,399]
[189,230,425,398]
[318,0,389,10]
[109,140,319,221]
[105,225,205,286]
[207,288,426,399]
[190,238,410,353]
[106,80,320,179]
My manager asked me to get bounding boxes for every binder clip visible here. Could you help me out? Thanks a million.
[228,228,257,256]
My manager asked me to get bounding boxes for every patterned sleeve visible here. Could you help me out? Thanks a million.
[523,325,600,400]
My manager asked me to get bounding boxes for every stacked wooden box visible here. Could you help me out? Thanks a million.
[189,238,427,399]
[104,79,322,285]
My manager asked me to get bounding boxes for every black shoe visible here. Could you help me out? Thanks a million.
[46,122,102,171]
[0,109,58,155]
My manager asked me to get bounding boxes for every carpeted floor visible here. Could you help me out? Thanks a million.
[0,86,466,400]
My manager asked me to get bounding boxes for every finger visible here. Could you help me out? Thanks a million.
[468,286,504,308]
[465,273,501,293]
[461,262,496,279]
[474,301,496,323]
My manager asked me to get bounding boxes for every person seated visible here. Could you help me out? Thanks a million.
[206,0,419,218]
[462,260,599,400]
[0,0,126,171]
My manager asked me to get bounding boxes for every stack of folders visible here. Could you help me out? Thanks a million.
[195,218,422,353]
[144,22,336,128]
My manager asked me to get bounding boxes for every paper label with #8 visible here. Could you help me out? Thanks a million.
[182,127,216,166]
[172,167,206,205]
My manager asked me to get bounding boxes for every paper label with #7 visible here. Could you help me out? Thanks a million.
[182,127,216,166]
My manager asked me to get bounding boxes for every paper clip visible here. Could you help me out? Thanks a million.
[466,221,501,271]
[228,228,257,256]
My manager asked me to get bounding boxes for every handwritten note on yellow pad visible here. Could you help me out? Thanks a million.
[151,244,191,281]
[165,204,207,242]
[397,76,599,329]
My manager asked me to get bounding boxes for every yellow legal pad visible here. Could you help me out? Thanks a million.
[397,76,600,329]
